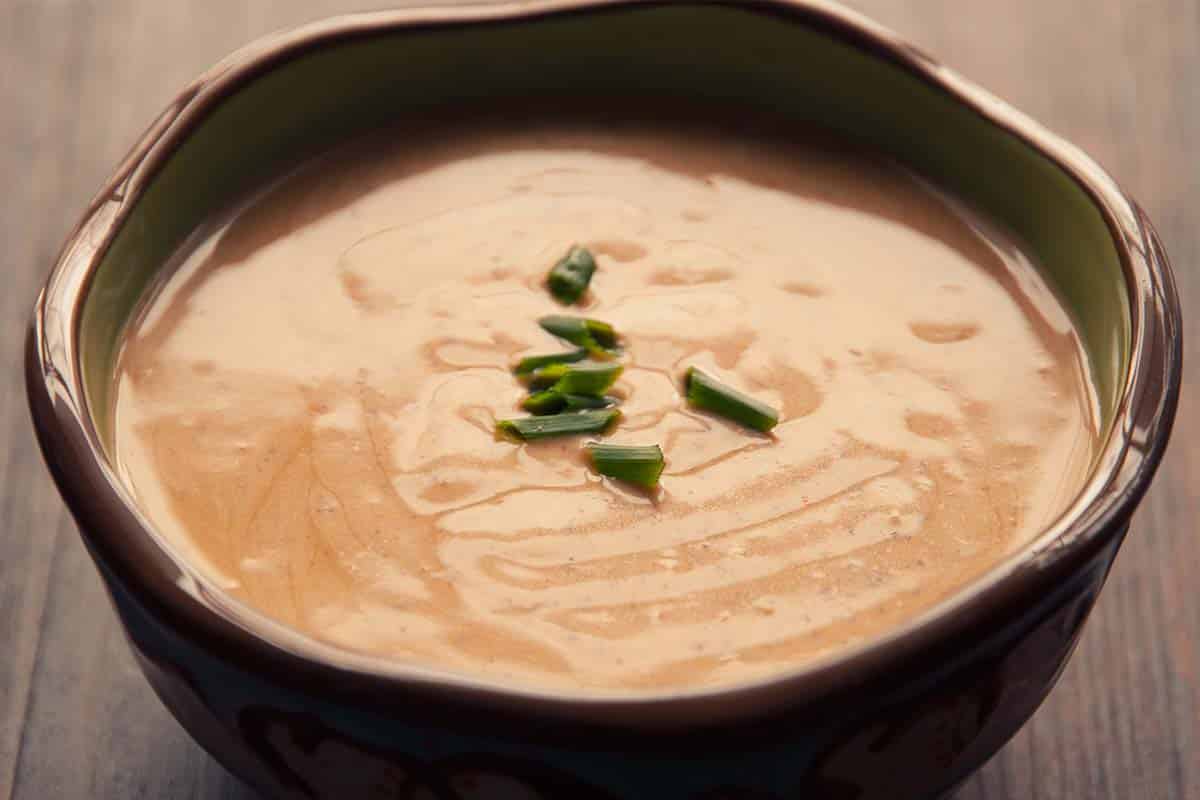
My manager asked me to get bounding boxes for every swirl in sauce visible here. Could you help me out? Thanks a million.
[112,111,1098,692]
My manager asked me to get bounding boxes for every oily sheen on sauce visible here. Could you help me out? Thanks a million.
[112,113,1099,692]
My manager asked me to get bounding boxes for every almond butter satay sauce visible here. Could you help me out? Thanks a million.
[112,112,1099,693]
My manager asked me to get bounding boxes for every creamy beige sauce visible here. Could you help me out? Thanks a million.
[112,112,1099,692]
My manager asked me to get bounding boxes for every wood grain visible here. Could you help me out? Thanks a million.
[0,1,1194,797]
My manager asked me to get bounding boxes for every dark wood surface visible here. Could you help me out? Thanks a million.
[1,1,1195,797]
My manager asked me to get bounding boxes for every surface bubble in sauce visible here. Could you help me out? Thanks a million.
[909,320,982,343]
[780,281,826,298]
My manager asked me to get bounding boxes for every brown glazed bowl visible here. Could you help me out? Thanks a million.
[26,1,1181,798]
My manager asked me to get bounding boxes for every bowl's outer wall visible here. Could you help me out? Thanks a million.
[97,533,1121,799]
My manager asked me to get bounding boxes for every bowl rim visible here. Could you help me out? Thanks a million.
[26,0,1181,731]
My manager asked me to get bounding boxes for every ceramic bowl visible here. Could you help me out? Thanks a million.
[26,2,1181,798]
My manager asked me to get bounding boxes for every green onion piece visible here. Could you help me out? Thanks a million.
[522,390,567,415]
[546,245,597,304]
[684,367,779,432]
[514,348,588,375]
[550,363,623,396]
[586,443,665,489]
[538,315,619,355]
[522,363,572,390]
[562,393,615,411]
[496,409,621,441]
[520,390,615,415]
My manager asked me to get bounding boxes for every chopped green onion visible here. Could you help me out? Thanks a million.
[586,443,665,489]
[562,393,615,411]
[684,367,779,432]
[546,245,597,304]
[521,390,615,415]
[496,409,621,441]
[538,315,619,356]
[514,348,588,375]
[550,363,623,396]
[522,363,572,390]
[522,390,567,415]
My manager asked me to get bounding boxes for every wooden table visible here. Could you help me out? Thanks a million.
[1,1,1195,797]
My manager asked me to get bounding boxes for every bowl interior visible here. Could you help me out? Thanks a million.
[79,3,1130,498]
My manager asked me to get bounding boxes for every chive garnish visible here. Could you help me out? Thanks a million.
[496,409,621,441]
[520,362,622,393]
[546,245,597,305]
[522,363,572,390]
[684,367,779,432]
[514,348,588,375]
[550,363,623,396]
[522,390,567,415]
[522,391,615,415]
[562,393,615,411]
[586,443,665,489]
[538,315,619,356]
